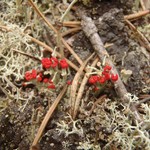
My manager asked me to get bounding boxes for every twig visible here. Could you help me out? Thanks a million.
[70,53,95,116]
[62,27,81,37]
[140,0,146,10]
[31,85,67,147]
[80,14,142,122]
[125,19,150,52]
[63,21,81,27]
[12,49,41,62]
[56,23,64,58]
[28,0,83,65]
[61,38,83,65]
[60,0,78,22]
[28,0,57,33]
[124,9,150,20]
[81,15,129,102]
[73,57,99,119]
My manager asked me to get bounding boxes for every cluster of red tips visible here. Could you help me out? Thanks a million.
[67,80,72,85]
[88,65,118,85]
[59,59,69,69]
[41,57,69,69]
[24,57,69,90]
[48,84,55,89]
[88,75,100,84]
[24,70,56,89]
[25,69,37,81]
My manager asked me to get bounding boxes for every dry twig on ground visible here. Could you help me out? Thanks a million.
[81,15,129,102]
[140,0,146,10]
[61,27,81,37]
[31,85,67,148]
[80,14,142,122]
[63,21,81,27]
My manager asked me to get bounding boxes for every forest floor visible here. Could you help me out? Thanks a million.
[0,0,150,150]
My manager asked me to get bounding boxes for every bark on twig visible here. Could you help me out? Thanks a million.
[80,14,143,122]
[81,15,129,102]
[63,21,81,27]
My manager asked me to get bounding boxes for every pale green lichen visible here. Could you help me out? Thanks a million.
[56,113,84,137]
[0,0,149,149]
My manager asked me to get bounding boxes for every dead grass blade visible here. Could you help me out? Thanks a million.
[73,57,99,119]
[31,85,67,148]
[70,53,95,116]
[62,27,81,37]
[124,9,150,20]
[63,21,81,27]
[80,14,142,122]
[140,0,146,10]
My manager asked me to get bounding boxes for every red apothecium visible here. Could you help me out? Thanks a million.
[60,59,69,69]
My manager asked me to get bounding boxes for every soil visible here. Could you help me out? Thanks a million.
[0,0,150,150]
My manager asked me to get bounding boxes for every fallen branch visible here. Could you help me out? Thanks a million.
[81,15,129,102]
[80,14,143,122]
[31,85,67,148]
